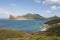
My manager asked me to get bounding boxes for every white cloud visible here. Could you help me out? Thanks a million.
[34,0,41,3]
[43,0,60,4]
[46,6,60,14]
[50,6,60,10]
[46,10,51,13]
[50,6,57,10]
[0,8,13,15]
[0,8,24,17]
[10,3,16,7]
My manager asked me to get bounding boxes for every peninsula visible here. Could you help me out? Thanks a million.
[9,14,46,20]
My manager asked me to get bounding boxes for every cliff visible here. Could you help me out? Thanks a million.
[9,14,46,20]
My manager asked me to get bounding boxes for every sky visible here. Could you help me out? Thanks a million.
[0,0,60,18]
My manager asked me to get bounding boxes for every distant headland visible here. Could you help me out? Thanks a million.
[9,14,46,20]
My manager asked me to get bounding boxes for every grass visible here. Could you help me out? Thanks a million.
[0,29,31,38]
[32,34,60,40]
[0,35,60,40]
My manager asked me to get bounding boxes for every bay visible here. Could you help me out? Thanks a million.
[0,19,46,33]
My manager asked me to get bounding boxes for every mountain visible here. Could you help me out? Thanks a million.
[9,14,46,20]
[9,15,16,20]
[47,16,60,20]
[44,18,60,25]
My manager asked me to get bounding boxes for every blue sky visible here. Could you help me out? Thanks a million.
[0,0,60,18]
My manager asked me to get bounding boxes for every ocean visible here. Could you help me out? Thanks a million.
[0,19,46,33]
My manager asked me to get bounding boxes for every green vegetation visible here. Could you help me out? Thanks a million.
[33,24,60,36]
[32,35,60,40]
[0,35,60,40]
[9,15,15,20]
[45,24,60,36]
[9,14,46,20]
[23,14,45,19]
[45,18,60,25]
[0,29,31,38]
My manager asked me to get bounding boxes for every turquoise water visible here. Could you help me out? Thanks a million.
[0,19,46,33]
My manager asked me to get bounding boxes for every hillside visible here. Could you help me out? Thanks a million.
[0,29,31,38]
[9,14,46,20]
[33,24,60,36]
[45,18,60,25]
[33,18,60,36]
[0,29,60,40]
[47,16,60,20]
[45,24,60,36]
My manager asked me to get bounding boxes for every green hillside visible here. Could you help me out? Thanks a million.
[9,14,46,20]
[0,29,31,38]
